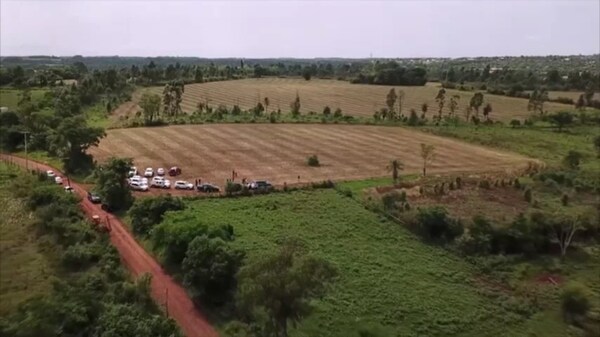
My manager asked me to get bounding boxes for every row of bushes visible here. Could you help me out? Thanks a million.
[0,168,181,337]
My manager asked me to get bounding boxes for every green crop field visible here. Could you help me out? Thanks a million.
[159,189,570,337]
[0,163,54,316]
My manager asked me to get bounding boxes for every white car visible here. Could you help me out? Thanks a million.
[128,166,138,177]
[151,177,172,189]
[64,185,74,193]
[130,181,149,191]
[129,175,148,185]
[157,167,165,176]
[174,180,194,190]
[144,167,154,177]
[46,170,56,178]
[55,176,63,185]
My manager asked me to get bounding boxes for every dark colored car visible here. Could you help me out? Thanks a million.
[101,203,115,212]
[168,166,182,176]
[198,183,220,193]
[87,192,102,204]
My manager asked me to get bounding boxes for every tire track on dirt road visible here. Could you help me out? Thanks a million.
[0,154,219,337]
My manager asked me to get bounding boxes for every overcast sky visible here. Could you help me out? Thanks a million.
[1,0,599,58]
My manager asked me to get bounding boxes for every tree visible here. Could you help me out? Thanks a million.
[129,195,185,236]
[482,103,493,121]
[385,89,397,120]
[548,111,574,132]
[322,106,331,116]
[237,239,337,337]
[563,150,583,169]
[194,67,204,83]
[575,94,586,111]
[290,92,301,117]
[528,89,548,115]
[510,119,521,128]
[182,235,244,305]
[95,157,134,211]
[561,282,592,324]
[139,92,161,123]
[435,89,446,120]
[407,109,419,126]
[420,143,435,176]
[420,102,428,119]
[469,92,484,117]
[49,116,105,174]
[302,67,312,81]
[264,97,270,113]
[552,214,587,257]
[397,90,405,117]
[333,107,342,118]
[386,159,404,183]
[162,80,184,117]
[449,95,460,117]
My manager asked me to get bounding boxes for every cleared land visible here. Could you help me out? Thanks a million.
[159,189,555,337]
[114,78,575,122]
[90,124,533,186]
[0,88,47,111]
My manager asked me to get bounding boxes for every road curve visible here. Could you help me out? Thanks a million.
[0,154,219,337]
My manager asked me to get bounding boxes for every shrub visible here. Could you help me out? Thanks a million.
[524,189,533,203]
[307,154,320,167]
[333,108,343,118]
[479,180,491,189]
[514,178,521,189]
[561,194,569,206]
[129,195,186,236]
[561,282,592,325]
[322,106,331,116]
[382,191,406,211]
[311,180,335,189]
[414,207,464,242]
[509,119,521,128]
[563,150,583,170]
[225,181,243,196]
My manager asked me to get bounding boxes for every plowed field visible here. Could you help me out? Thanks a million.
[113,78,574,122]
[90,124,533,186]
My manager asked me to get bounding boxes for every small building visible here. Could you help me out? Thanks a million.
[0,107,9,113]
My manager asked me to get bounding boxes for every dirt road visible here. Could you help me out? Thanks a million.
[0,154,218,337]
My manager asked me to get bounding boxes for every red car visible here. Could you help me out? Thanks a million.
[168,166,182,176]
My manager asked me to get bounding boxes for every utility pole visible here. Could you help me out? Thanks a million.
[20,131,30,170]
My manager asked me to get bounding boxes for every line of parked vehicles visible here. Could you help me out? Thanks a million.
[127,166,221,193]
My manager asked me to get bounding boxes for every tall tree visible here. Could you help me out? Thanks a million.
[237,239,337,337]
[435,89,446,120]
[94,157,134,211]
[528,89,548,115]
[162,80,184,117]
[139,92,162,123]
[397,90,406,117]
[386,159,404,183]
[264,97,270,113]
[482,103,493,121]
[420,102,428,119]
[49,116,105,174]
[575,94,586,111]
[290,91,301,117]
[449,95,460,117]
[469,92,484,117]
[549,111,574,132]
[420,143,436,176]
[386,89,397,120]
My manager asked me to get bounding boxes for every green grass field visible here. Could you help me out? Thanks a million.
[159,189,566,337]
[0,88,48,111]
[0,163,54,316]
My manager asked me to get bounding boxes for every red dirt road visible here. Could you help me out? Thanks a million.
[0,154,218,337]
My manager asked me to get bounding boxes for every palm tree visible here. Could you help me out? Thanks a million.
[387,159,404,183]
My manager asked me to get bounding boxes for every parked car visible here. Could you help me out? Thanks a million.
[174,180,194,190]
[55,176,63,184]
[101,203,115,212]
[128,166,138,177]
[64,185,74,193]
[46,170,56,178]
[151,176,171,188]
[130,181,149,191]
[87,191,101,204]
[157,167,165,176]
[168,166,182,176]
[144,167,154,177]
[248,180,273,190]
[198,183,220,193]
[129,175,148,185]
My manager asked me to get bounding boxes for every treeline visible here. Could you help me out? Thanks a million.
[0,67,135,174]
[351,61,427,86]
[0,168,181,337]
[438,64,600,91]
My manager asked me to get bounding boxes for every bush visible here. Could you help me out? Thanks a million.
[561,194,569,206]
[509,119,521,128]
[129,195,186,236]
[322,106,331,116]
[311,180,335,189]
[225,181,243,196]
[524,189,533,203]
[414,207,464,242]
[382,191,406,211]
[561,282,592,325]
[333,108,343,118]
[478,180,491,189]
[307,154,320,167]
[563,150,583,170]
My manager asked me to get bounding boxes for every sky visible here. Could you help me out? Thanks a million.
[1,0,599,58]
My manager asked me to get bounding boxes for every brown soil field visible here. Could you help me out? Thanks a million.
[89,124,534,186]
[113,78,575,122]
